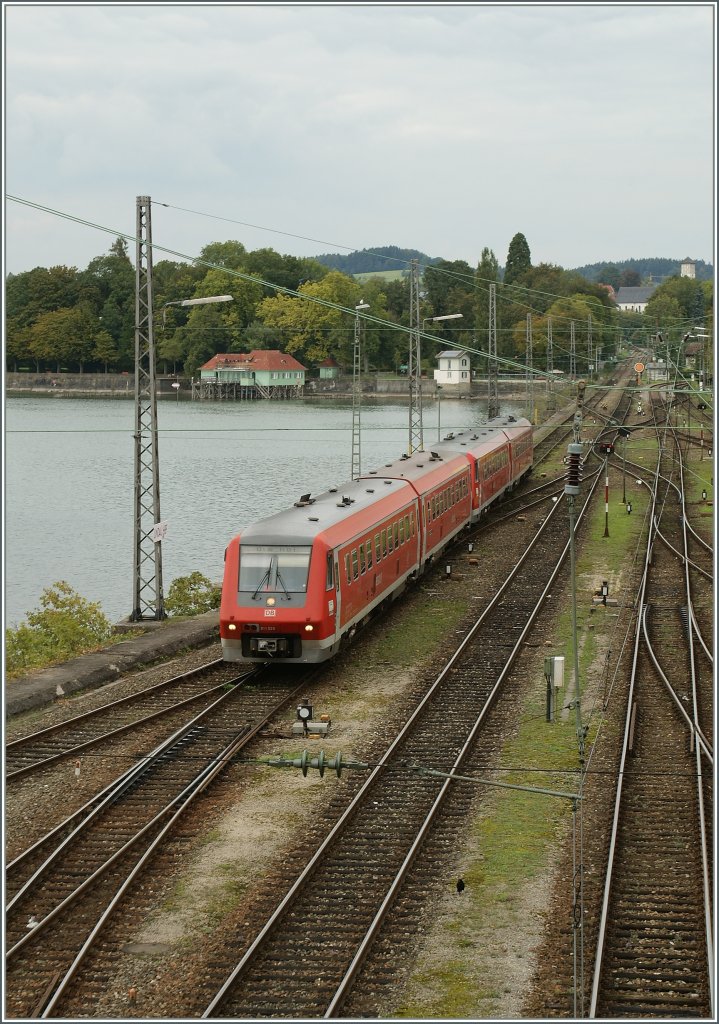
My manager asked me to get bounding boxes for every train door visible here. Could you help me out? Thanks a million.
[329,550,340,639]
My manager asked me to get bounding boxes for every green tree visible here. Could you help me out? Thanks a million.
[93,329,120,372]
[197,240,247,270]
[257,270,360,365]
[619,268,641,287]
[5,581,113,676]
[504,233,532,285]
[164,572,221,616]
[597,264,621,290]
[475,248,500,354]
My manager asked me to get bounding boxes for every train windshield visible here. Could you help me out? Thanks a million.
[239,545,312,600]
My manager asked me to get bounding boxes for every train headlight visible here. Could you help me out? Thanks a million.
[228,624,237,631]
[304,624,314,632]
[266,597,276,606]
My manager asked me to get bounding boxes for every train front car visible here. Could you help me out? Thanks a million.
[219,476,420,665]
[220,518,329,663]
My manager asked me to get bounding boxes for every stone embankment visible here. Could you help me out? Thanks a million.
[6,371,529,400]
[5,612,219,718]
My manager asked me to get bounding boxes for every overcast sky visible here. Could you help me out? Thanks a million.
[4,2,716,278]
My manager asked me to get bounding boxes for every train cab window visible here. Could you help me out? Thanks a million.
[351,549,359,580]
[326,552,334,590]
[375,533,381,562]
[359,544,366,574]
[381,528,388,557]
[393,522,399,548]
[399,518,405,544]
[410,511,416,536]
[345,553,351,584]
[366,540,373,569]
[404,514,410,539]
[239,545,313,598]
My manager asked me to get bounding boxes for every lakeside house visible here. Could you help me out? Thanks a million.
[195,350,307,400]
[433,350,472,394]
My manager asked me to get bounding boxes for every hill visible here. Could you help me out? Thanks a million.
[314,245,441,276]
[571,256,713,284]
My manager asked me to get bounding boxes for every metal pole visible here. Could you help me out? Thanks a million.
[408,260,423,454]
[351,301,369,478]
[131,195,165,622]
[603,457,610,538]
[437,386,442,442]
[622,437,627,504]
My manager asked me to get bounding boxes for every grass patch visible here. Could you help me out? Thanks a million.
[367,592,467,667]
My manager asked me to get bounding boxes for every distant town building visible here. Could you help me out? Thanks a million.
[646,362,669,382]
[318,356,341,380]
[195,350,307,400]
[615,285,657,314]
[683,341,703,370]
[433,350,471,392]
[680,257,697,279]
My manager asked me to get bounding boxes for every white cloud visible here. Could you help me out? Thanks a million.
[4,3,715,273]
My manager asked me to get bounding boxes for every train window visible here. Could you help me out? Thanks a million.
[388,525,394,552]
[431,496,437,520]
[366,540,373,569]
[326,552,334,591]
[352,549,359,580]
[239,545,312,596]
[359,544,366,575]
[393,521,399,548]
[399,518,405,544]
[410,511,416,536]
[404,514,410,539]
[345,553,351,584]
[381,528,388,557]
[375,533,381,562]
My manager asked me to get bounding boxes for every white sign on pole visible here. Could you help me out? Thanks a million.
[171,382,180,389]
[152,521,168,543]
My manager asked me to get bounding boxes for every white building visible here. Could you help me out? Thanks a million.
[615,285,657,313]
[680,258,697,279]
[433,350,471,391]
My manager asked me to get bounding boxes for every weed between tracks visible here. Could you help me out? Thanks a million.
[393,458,652,1019]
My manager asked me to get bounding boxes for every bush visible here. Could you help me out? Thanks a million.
[5,581,113,676]
[164,572,221,617]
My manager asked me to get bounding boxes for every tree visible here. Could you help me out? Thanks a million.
[597,264,621,291]
[164,572,221,616]
[475,248,500,357]
[504,233,532,285]
[197,240,247,270]
[93,329,120,372]
[5,581,113,676]
[619,268,641,287]
[257,270,360,365]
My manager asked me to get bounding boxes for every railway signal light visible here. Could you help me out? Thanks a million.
[564,443,583,496]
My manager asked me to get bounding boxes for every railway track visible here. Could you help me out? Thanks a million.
[192,467,602,1019]
[5,658,243,781]
[4,668,316,1018]
[587,399,713,1018]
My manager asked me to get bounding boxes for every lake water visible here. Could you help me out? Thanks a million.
[4,393,522,627]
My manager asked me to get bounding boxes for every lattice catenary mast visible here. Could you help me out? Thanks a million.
[487,282,500,419]
[525,312,534,421]
[407,260,423,453]
[131,195,165,621]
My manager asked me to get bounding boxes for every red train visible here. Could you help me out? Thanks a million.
[219,415,533,664]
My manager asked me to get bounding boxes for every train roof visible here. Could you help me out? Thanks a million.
[432,416,532,460]
[238,474,415,547]
[359,449,469,498]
